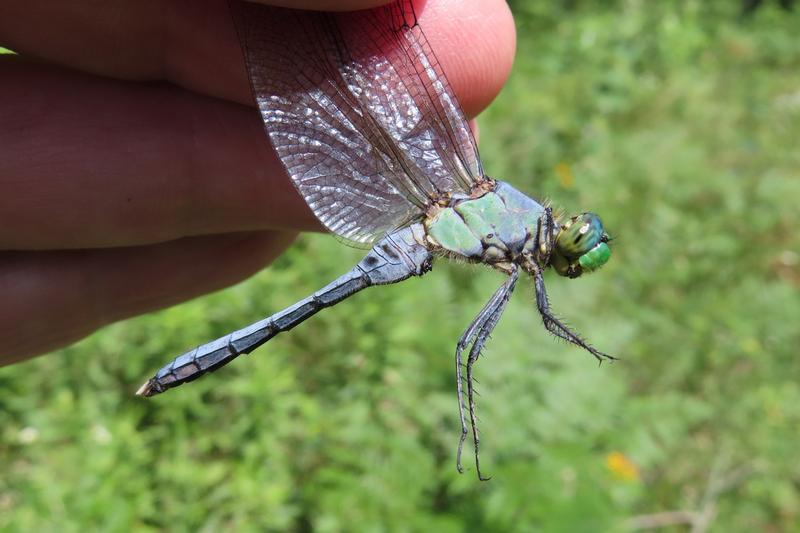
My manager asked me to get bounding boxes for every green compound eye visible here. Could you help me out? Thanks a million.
[552,213,611,278]
[579,242,611,272]
[555,213,604,259]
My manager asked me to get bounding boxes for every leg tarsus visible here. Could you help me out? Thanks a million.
[455,339,469,473]
[466,348,489,480]
[532,266,616,362]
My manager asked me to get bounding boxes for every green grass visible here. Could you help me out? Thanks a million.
[2,1,800,530]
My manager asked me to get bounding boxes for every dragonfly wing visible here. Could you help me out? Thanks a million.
[333,1,485,196]
[233,0,484,244]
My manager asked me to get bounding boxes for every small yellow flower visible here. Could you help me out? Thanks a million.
[606,451,640,482]
[554,162,575,189]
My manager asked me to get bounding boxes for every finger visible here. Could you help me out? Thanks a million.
[0,0,515,250]
[0,230,296,364]
[0,57,319,250]
[0,0,516,116]
[249,0,392,10]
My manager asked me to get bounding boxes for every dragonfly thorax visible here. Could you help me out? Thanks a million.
[423,180,546,271]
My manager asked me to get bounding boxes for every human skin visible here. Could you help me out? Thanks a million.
[0,0,516,364]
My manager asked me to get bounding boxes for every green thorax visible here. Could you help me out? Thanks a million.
[424,181,545,264]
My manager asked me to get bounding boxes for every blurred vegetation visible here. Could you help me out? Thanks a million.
[2,1,800,530]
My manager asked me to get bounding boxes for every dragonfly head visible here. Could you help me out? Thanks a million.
[551,213,611,278]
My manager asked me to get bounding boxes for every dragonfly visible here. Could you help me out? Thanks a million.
[137,0,614,479]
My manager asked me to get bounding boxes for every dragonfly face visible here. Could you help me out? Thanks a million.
[551,213,612,278]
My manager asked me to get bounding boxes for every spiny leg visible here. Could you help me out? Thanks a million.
[455,268,518,478]
[465,270,517,480]
[455,277,512,472]
[532,266,615,362]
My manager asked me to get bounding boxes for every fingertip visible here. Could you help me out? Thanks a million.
[419,0,516,118]
[254,0,518,117]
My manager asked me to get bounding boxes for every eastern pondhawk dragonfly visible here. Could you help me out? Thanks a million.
[137,0,613,479]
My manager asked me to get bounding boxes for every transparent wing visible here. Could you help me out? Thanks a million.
[233,0,484,244]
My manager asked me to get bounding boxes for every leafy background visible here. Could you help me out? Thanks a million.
[2,1,799,531]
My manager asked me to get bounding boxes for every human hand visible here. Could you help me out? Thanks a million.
[0,0,515,363]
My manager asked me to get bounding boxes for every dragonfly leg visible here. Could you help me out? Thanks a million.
[455,267,518,478]
[532,266,615,362]
[455,288,506,472]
